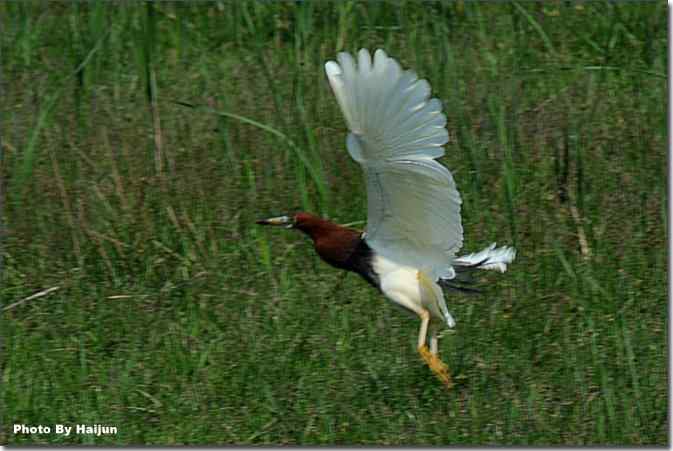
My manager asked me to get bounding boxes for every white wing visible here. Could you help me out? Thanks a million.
[325,49,463,280]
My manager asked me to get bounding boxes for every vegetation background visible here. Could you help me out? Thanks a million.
[1,0,667,445]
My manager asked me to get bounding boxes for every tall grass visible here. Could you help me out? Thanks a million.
[1,1,667,445]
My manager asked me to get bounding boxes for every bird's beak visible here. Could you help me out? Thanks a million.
[256,215,293,228]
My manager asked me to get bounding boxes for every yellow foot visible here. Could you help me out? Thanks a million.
[418,345,454,389]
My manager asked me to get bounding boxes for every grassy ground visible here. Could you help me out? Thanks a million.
[1,1,667,445]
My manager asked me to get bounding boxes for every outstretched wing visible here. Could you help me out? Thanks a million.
[325,49,463,280]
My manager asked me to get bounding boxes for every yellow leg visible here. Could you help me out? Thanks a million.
[418,345,453,389]
[416,306,453,389]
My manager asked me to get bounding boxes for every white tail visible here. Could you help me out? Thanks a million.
[453,243,516,273]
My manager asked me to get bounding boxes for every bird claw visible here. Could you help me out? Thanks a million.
[418,345,454,389]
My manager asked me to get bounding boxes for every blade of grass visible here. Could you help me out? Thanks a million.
[12,24,110,206]
[173,101,329,213]
[512,2,557,58]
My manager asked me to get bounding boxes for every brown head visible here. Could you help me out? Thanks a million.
[256,212,364,270]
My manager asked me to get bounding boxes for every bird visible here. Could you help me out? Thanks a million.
[257,48,516,389]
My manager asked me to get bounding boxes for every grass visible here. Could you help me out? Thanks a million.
[1,1,667,445]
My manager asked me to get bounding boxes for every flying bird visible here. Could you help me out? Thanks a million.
[257,49,516,388]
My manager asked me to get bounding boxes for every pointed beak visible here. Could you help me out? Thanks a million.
[256,215,293,228]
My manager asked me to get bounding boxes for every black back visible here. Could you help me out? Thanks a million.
[344,238,380,290]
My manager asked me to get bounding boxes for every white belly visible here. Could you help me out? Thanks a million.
[372,254,455,328]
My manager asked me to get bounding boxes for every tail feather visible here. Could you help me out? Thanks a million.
[453,243,516,274]
[437,279,482,294]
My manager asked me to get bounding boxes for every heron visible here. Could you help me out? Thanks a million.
[257,49,516,388]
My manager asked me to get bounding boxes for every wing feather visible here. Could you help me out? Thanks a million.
[325,49,463,279]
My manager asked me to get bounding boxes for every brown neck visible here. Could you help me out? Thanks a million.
[294,215,362,269]
[294,216,344,240]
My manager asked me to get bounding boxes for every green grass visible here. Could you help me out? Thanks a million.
[1,1,667,445]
